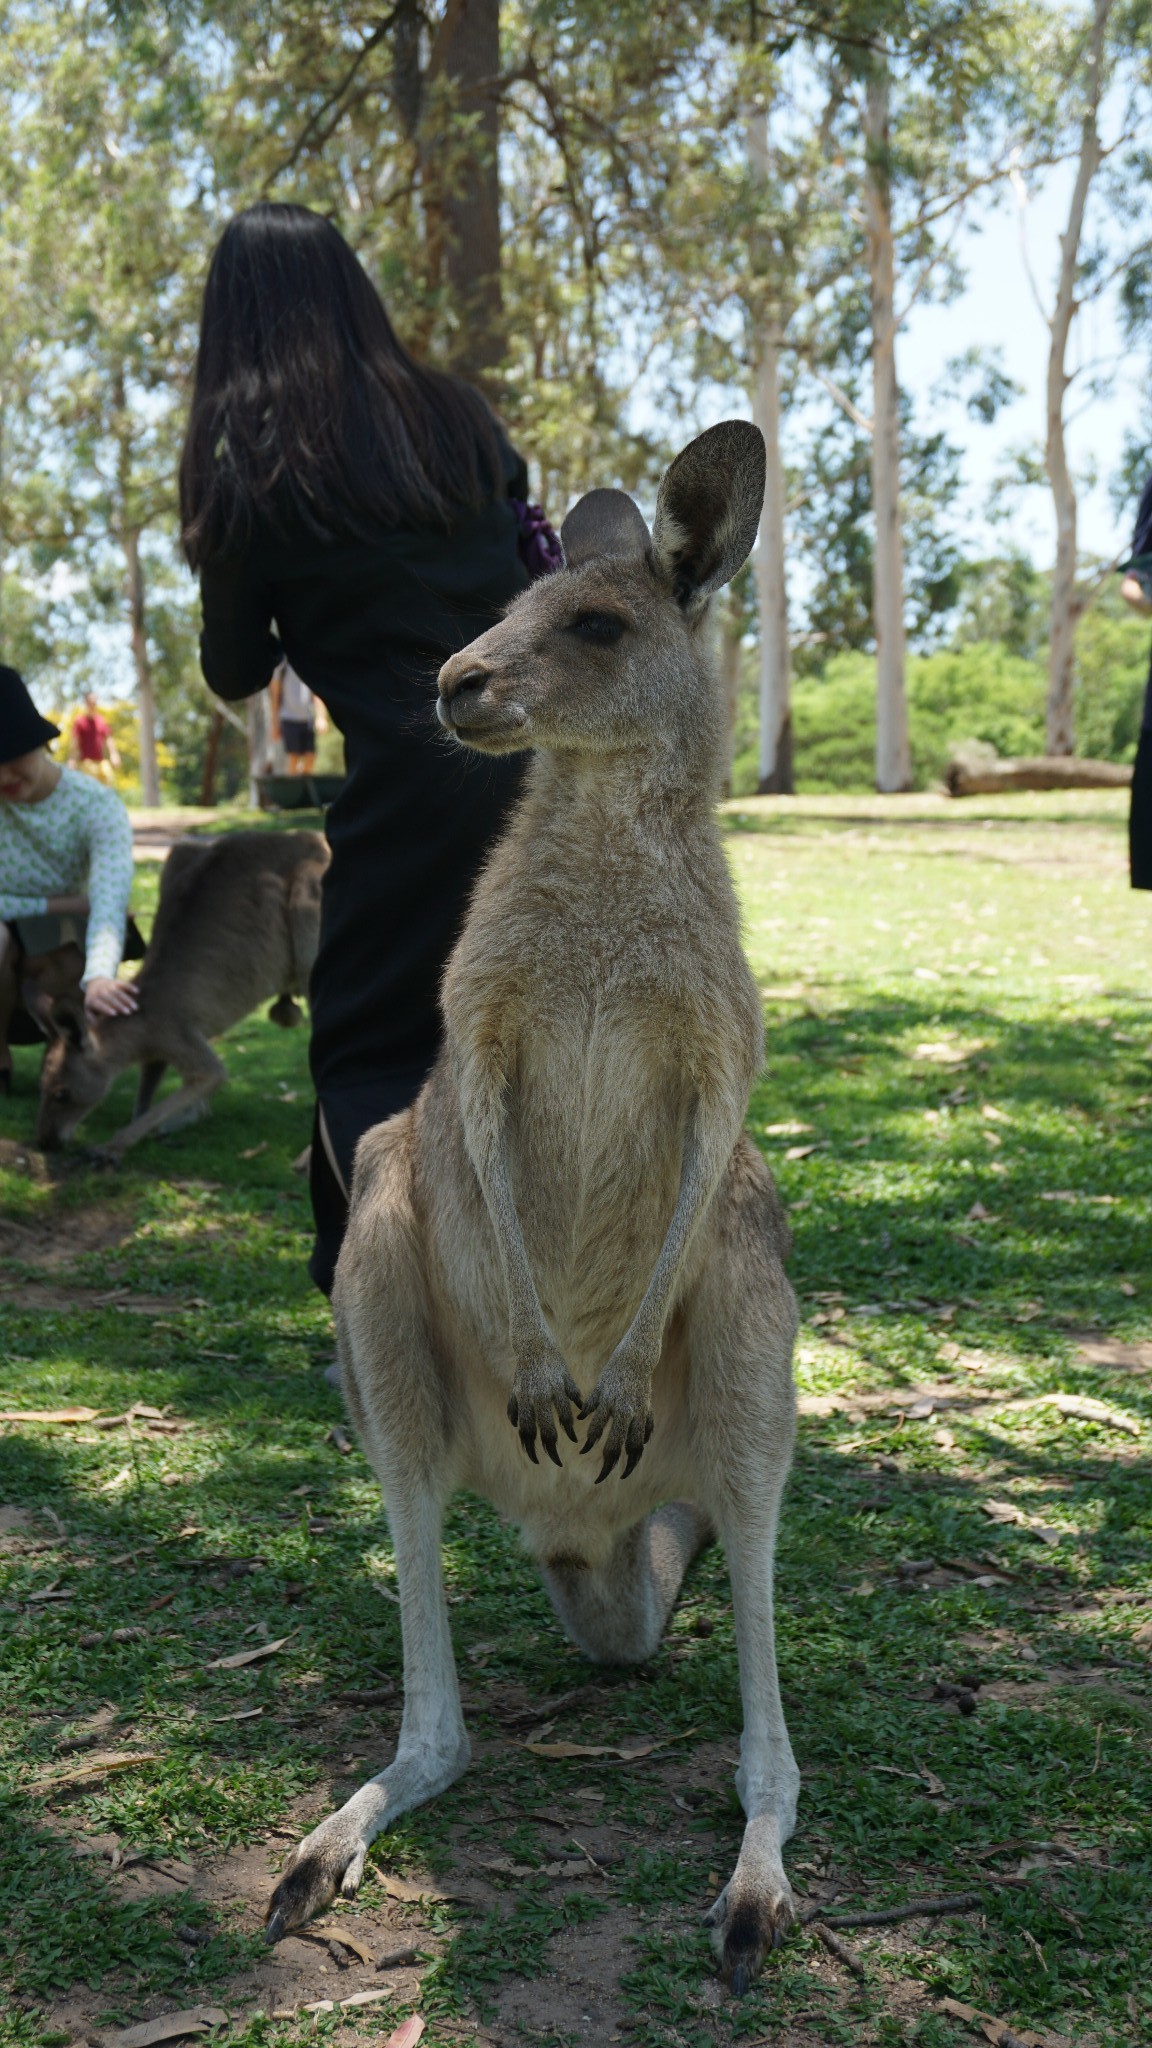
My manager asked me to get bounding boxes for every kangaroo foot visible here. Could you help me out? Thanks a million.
[507,1348,581,1466]
[579,1352,655,1482]
[268,995,303,1028]
[266,1813,368,1942]
[704,1871,794,1995]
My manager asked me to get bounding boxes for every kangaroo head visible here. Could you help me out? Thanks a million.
[32,994,114,1148]
[437,421,765,770]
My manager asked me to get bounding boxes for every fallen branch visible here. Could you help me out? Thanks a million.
[823,1890,984,1927]
[811,1921,866,1976]
[945,745,1131,796]
[376,1943,423,1971]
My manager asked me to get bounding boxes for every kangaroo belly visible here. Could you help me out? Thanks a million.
[510,1014,691,1366]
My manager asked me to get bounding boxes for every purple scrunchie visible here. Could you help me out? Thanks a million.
[511,499,564,580]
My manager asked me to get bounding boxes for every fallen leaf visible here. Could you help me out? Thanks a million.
[937,1996,1062,2048]
[524,1725,698,1763]
[109,2009,229,2048]
[906,1399,935,1420]
[102,1468,134,1494]
[382,1873,466,1904]
[33,1751,160,1793]
[207,1707,264,1723]
[239,1142,268,1160]
[206,1632,294,1671]
[384,2018,425,2048]
[966,1202,996,1222]
[785,1141,828,1161]
[762,1120,813,1138]
[339,1989,394,2009]
[981,1500,1022,1524]
[306,1921,375,1965]
[0,1407,99,1424]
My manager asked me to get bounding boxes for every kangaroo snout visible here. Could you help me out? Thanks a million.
[437,648,527,744]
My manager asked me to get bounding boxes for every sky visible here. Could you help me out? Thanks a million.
[898,151,1146,569]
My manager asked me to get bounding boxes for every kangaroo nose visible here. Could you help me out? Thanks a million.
[437,660,492,727]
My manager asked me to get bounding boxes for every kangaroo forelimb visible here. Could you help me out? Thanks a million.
[465,1078,582,1468]
[580,1096,735,1482]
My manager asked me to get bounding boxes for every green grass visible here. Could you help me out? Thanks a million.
[1,791,1149,2048]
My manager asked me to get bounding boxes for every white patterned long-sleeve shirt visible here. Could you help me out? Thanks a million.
[0,766,134,983]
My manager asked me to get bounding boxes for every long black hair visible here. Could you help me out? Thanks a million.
[180,203,507,566]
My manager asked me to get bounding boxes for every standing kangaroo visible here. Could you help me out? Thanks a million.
[33,829,327,1152]
[268,424,800,1994]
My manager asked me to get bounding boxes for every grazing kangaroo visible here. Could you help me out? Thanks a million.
[33,829,328,1152]
[267,423,800,1995]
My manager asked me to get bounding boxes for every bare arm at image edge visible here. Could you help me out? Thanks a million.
[79,777,134,985]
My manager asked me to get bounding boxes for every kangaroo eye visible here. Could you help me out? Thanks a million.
[566,610,627,645]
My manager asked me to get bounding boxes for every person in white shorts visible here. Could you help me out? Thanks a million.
[0,665,137,1093]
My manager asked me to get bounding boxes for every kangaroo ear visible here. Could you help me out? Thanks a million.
[561,488,651,570]
[21,981,57,1039]
[48,993,89,1050]
[652,421,766,617]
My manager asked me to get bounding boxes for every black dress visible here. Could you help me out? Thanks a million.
[197,465,528,1289]
[1127,472,1152,892]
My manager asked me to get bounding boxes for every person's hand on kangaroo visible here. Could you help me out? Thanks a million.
[1121,572,1152,615]
[84,974,139,1019]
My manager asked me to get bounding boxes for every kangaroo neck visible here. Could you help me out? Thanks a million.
[520,746,717,855]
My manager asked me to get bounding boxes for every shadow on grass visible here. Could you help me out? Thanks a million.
[0,990,1149,2038]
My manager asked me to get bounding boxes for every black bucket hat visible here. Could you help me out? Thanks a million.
[0,665,60,766]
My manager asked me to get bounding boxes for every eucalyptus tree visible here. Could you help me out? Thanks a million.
[784,2,1030,789]
[1,1,220,800]
[1007,0,1152,753]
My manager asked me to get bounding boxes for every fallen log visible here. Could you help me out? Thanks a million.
[945,743,1132,797]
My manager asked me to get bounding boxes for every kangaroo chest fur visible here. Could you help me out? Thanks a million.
[437,784,760,1373]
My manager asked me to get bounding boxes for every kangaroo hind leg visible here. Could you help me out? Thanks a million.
[541,1501,713,1667]
[267,1113,468,1939]
[689,1137,800,1994]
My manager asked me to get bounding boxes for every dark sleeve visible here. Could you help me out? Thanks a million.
[198,553,282,702]
[1129,471,1152,564]
[500,433,530,502]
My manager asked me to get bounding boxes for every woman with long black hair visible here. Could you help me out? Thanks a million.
[181,202,549,1292]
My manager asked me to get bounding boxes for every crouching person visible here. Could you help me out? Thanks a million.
[0,664,137,1094]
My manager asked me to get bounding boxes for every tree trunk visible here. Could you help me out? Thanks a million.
[247,691,274,807]
[745,109,793,794]
[1045,0,1111,755]
[200,707,223,808]
[863,66,911,793]
[431,0,504,380]
[717,587,743,798]
[123,526,160,807]
[751,334,793,793]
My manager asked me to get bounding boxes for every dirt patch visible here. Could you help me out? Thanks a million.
[0,1201,134,1273]
[496,1905,638,2042]
[45,1814,443,2046]
[1075,1335,1152,1376]
[0,1137,59,1185]
[0,1283,189,1313]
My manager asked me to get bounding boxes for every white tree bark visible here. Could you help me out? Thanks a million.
[1045,0,1112,755]
[123,526,160,808]
[863,65,911,793]
[746,110,793,794]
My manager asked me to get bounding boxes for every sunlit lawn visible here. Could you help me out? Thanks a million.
[0,791,1148,2048]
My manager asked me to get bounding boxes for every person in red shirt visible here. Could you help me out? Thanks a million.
[70,692,121,784]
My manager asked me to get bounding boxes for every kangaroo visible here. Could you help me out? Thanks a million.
[32,829,328,1153]
[266,423,800,1996]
